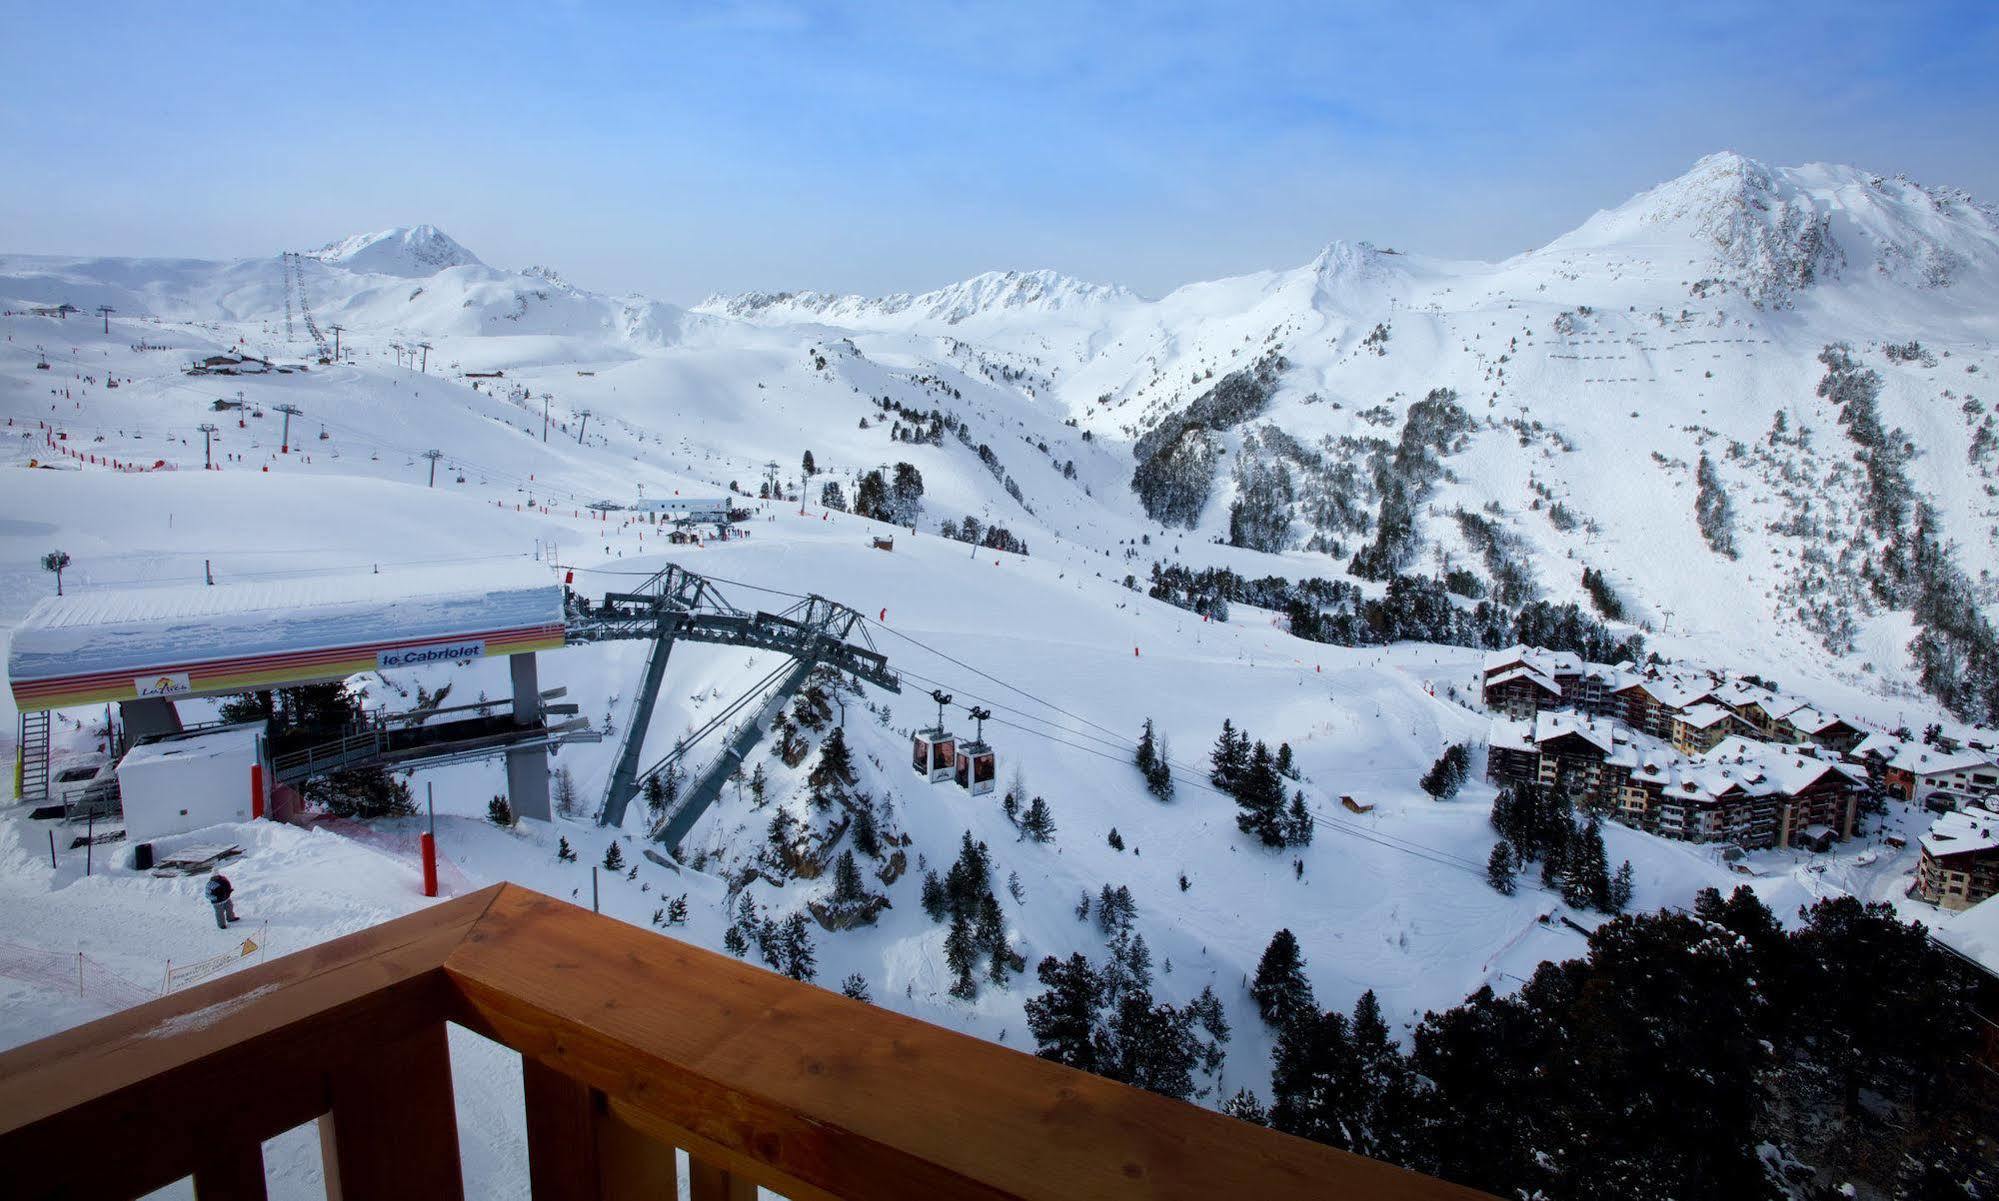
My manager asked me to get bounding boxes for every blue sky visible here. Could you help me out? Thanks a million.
[2,1,1995,302]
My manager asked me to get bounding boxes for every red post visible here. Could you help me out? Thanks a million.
[249,763,264,819]
[420,832,439,898]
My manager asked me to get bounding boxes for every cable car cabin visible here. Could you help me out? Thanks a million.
[912,728,956,783]
[954,741,997,796]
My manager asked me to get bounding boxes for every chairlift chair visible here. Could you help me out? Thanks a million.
[912,689,957,783]
[954,706,996,796]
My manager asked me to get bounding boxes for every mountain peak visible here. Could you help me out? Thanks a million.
[307,225,485,277]
[698,267,1136,326]
[1546,151,1839,304]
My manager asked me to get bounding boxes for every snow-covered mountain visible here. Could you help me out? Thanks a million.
[0,224,690,346]
[9,154,1999,718]
[307,223,486,276]
[698,267,1140,327]
[5,150,1999,718]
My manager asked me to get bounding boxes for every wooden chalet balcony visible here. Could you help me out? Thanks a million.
[0,883,1486,1200]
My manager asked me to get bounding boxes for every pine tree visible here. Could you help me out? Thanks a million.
[920,870,948,921]
[977,893,1010,983]
[1024,953,1104,1071]
[1270,1006,1357,1149]
[1021,795,1056,843]
[840,972,871,1002]
[779,912,816,982]
[487,795,514,827]
[722,924,748,957]
[1107,827,1125,851]
[765,809,797,868]
[1421,744,1469,800]
[666,893,688,925]
[1608,860,1634,912]
[748,762,769,808]
[1282,789,1314,847]
[603,842,625,872]
[1581,814,1611,911]
[1487,841,1517,895]
[809,726,855,802]
[1250,929,1315,1028]
[1234,741,1285,846]
[831,849,866,906]
[1074,889,1091,923]
[1276,742,1295,778]
[1136,718,1159,779]
[945,911,979,999]
[1145,740,1175,801]
[1221,1087,1269,1126]
[1211,720,1249,792]
[556,836,576,862]
[801,449,816,477]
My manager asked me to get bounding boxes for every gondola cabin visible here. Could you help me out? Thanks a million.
[954,740,997,796]
[912,728,956,783]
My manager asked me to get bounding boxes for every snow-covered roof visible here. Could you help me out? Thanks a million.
[1675,703,1738,730]
[1482,645,1582,678]
[1533,709,1615,755]
[1886,743,1994,777]
[1489,717,1538,754]
[1504,712,1863,806]
[120,721,265,769]
[1486,665,1562,695]
[1935,895,1999,978]
[8,563,566,711]
[1921,806,1999,859]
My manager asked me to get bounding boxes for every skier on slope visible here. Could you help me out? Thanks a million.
[205,873,240,930]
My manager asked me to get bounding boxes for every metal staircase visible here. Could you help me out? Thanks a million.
[17,710,49,805]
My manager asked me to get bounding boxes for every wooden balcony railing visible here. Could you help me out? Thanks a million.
[0,883,1489,1200]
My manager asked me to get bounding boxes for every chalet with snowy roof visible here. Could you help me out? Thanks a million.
[1479,645,1622,720]
[1853,736,1999,810]
[1917,805,1999,910]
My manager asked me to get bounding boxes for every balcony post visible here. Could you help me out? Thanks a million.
[319,1021,463,1201]
[192,1141,268,1201]
[524,1056,676,1200]
[688,1157,758,1201]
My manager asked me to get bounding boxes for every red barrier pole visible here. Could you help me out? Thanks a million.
[420,782,439,897]
[249,763,265,820]
[420,832,438,897]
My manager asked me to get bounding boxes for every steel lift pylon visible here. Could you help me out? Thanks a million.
[564,564,899,831]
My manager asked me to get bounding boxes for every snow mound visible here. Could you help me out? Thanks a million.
[308,225,485,277]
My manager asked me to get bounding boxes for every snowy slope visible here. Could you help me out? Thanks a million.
[1,150,1995,1197]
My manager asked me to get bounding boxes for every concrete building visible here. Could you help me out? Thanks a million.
[1917,806,1999,910]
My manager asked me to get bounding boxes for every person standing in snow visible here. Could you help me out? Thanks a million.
[205,873,239,930]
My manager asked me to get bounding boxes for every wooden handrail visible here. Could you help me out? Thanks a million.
[0,883,1490,1200]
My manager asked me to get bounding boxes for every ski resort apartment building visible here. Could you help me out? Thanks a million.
[1487,710,1868,850]
[1480,647,1867,755]
[1852,732,1999,811]
[1916,805,1999,910]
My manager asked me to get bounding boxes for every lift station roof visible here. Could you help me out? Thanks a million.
[8,563,566,712]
